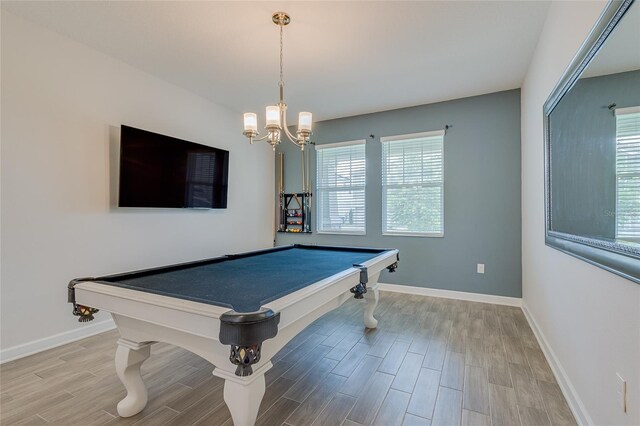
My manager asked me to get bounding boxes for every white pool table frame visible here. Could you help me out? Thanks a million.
[73,248,398,425]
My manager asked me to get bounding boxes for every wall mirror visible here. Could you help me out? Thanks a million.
[544,0,639,283]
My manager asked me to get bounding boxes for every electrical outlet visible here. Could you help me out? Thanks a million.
[616,373,627,413]
[477,264,485,274]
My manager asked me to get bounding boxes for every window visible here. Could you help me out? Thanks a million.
[615,107,640,241]
[185,152,218,208]
[316,140,366,234]
[381,130,444,236]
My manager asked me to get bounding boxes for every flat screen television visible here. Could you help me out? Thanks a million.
[118,125,229,209]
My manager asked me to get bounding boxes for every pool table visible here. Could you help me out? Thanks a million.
[68,244,399,425]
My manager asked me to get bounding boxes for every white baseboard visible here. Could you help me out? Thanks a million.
[0,319,116,364]
[522,302,593,426]
[378,283,522,307]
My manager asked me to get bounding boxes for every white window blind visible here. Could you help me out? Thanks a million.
[381,130,444,236]
[615,107,640,240]
[316,140,366,234]
[185,152,217,208]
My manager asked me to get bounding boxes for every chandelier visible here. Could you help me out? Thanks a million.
[242,12,312,151]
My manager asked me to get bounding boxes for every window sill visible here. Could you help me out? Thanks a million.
[382,232,444,238]
[317,231,366,236]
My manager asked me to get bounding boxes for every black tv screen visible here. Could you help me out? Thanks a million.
[118,125,229,209]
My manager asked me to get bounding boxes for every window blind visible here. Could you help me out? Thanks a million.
[186,152,216,207]
[381,131,444,236]
[316,140,366,234]
[615,108,640,240]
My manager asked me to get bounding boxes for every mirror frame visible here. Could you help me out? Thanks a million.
[543,0,640,284]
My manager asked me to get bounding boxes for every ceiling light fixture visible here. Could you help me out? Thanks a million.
[242,12,312,151]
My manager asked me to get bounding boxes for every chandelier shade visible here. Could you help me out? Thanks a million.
[243,113,258,132]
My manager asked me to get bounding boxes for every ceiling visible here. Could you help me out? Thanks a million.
[1,1,551,122]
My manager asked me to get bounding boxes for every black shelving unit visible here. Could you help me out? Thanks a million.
[278,192,311,234]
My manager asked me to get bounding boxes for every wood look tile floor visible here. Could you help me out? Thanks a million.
[0,293,577,426]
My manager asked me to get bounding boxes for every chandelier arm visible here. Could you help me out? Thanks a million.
[280,110,303,146]
[284,129,301,146]
[253,133,272,143]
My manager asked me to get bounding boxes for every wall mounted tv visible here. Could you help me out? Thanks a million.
[118,125,229,209]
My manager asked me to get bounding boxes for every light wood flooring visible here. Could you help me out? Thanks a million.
[0,292,577,426]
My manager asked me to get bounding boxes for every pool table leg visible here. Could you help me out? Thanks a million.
[115,338,151,417]
[220,370,266,426]
[363,283,380,329]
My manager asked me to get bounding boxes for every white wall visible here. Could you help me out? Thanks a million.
[521,2,640,425]
[0,11,274,358]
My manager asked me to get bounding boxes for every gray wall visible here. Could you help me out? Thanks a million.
[276,90,522,298]
[550,70,640,239]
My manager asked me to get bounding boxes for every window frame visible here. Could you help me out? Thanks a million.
[315,139,367,236]
[380,130,445,238]
[614,106,640,242]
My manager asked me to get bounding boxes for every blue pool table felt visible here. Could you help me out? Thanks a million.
[101,247,386,312]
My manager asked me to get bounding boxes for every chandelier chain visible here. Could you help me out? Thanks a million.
[279,23,284,91]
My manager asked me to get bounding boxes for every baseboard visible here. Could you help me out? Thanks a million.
[0,319,116,364]
[378,283,522,307]
[521,302,593,426]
